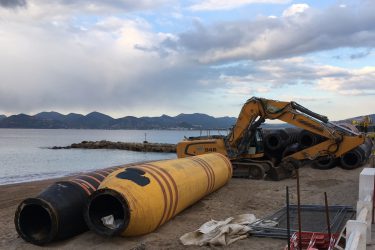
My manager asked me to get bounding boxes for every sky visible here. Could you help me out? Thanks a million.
[0,0,374,120]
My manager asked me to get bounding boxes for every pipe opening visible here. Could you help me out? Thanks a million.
[319,159,330,165]
[340,151,362,170]
[300,135,314,147]
[268,136,280,149]
[86,190,129,236]
[18,204,52,243]
[312,157,336,170]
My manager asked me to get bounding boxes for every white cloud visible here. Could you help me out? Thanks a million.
[212,58,375,98]
[189,0,290,11]
[170,1,375,62]
[282,3,309,17]
[317,67,375,95]
[0,8,208,116]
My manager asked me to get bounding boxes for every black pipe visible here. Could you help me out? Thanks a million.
[312,156,337,170]
[282,143,301,158]
[14,166,121,245]
[264,129,289,151]
[340,138,373,170]
[264,128,300,152]
[340,149,363,170]
[85,188,130,237]
[298,130,325,149]
[341,139,371,169]
[263,128,300,163]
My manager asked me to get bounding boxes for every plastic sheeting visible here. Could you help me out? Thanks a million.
[180,214,256,246]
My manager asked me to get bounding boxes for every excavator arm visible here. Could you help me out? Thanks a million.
[226,97,365,161]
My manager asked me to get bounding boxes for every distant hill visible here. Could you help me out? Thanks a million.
[0,112,237,130]
[336,114,375,124]
[0,111,372,130]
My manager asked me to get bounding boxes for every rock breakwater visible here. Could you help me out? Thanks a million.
[51,140,176,153]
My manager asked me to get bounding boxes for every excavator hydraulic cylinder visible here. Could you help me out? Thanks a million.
[14,166,122,245]
[84,153,232,237]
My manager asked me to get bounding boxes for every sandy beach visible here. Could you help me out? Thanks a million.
[0,165,365,250]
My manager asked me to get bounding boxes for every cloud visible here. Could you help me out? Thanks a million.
[317,67,375,95]
[350,49,372,59]
[212,58,374,97]
[54,0,171,12]
[0,0,170,14]
[282,3,309,17]
[166,1,375,62]
[0,12,213,116]
[189,0,290,11]
[0,0,26,8]
[0,0,374,118]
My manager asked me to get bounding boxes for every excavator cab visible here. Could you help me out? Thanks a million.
[234,128,265,158]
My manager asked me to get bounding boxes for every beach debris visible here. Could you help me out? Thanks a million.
[101,215,122,230]
[180,214,256,246]
[84,153,232,237]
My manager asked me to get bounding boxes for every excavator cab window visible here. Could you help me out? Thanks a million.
[255,129,264,153]
[248,129,264,154]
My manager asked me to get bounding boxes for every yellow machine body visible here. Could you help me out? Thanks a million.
[176,138,228,158]
[89,153,232,237]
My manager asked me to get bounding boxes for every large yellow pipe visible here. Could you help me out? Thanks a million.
[84,153,232,237]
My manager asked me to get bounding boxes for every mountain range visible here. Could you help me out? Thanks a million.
[0,111,373,130]
[0,112,236,130]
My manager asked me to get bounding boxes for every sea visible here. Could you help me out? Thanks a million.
[0,129,227,185]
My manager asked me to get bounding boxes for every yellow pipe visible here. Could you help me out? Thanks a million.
[84,153,232,237]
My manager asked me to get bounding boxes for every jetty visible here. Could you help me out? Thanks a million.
[50,140,176,153]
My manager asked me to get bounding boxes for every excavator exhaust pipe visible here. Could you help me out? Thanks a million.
[14,166,121,245]
[85,153,232,237]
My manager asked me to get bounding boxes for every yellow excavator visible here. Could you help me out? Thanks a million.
[177,97,366,180]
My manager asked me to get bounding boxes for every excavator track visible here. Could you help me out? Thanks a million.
[231,158,299,180]
[231,159,274,179]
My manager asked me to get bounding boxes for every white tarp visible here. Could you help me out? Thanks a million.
[180,214,257,246]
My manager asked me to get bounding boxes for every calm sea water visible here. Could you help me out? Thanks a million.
[0,129,227,185]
